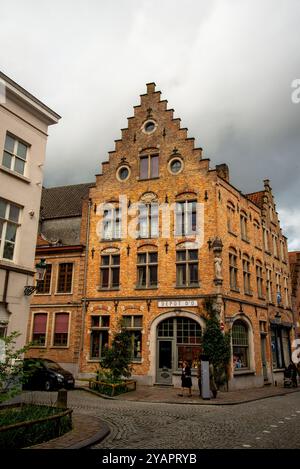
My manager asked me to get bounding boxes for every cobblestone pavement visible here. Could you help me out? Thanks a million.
[21,389,300,449]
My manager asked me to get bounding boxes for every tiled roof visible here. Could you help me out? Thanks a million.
[246,191,265,208]
[40,183,93,220]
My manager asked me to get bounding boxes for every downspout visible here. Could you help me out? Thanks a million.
[80,198,92,356]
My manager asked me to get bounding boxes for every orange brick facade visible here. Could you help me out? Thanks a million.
[28,83,295,390]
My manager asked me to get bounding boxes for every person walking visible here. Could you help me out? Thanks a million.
[178,360,192,397]
[287,360,298,388]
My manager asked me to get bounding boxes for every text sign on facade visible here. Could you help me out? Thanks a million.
[158,300,198,308]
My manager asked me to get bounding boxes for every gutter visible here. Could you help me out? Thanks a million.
[80,198,92,352]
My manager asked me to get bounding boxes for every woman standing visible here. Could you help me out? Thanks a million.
[178,360,192,397]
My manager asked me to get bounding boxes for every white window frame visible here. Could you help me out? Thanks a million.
[2,133,28,176]
[0,198,21,262]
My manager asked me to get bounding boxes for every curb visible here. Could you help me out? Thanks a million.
[67,419,110,449]
[77,385,300,406]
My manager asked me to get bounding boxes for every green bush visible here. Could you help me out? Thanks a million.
[0,404,72,449]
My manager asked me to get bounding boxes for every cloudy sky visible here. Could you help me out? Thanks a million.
[1,0,300,248]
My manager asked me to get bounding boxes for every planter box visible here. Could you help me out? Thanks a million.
[89,379,136,396]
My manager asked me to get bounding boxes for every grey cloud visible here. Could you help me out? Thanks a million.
[0,0,300,247]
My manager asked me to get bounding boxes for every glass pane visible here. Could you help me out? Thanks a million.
[137,266,146,286]
[14,158,25,174]
[2,151,12,169]
[150,204,158,237]
[188,250,198,260]
[4,135,15,153]
[101,255,109,266]
[101,316,110,328]
[0,220,3,241]
[111,267,119,287]
[0,200,6,218]
[112,255,120,265]
[189,263,198,284]
[140,157,148,179]
[149,265,157,286]
[137,253,146,264]
[176,264,186,286]
[133,316,142,327]
[233,346,249,369]
[91,330,100,358]
[150,155,159,178]
[170,159,182,173]
[3,242,14,260]
[176,250,186,261]
[149,252,157,263]
[5,223,17,242]
[9,204,20,222]
[122,316,132,328]
[16,141,27,160]
[100,268,109,288]
[91,316,100,327]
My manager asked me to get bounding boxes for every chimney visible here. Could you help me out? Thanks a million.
[216,164,229,183]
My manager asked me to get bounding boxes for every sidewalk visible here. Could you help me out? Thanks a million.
[76,380,300,406]
[29,413,110,449]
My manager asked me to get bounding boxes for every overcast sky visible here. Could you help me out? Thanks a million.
[1,0,300,249]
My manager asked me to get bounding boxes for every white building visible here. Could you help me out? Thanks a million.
[0,71,60,349]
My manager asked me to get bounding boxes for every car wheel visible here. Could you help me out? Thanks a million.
[44,380,52,391]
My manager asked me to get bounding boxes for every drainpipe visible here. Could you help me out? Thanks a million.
[80,198,92,355]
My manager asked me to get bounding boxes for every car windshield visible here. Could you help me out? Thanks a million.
[44,361,61,370]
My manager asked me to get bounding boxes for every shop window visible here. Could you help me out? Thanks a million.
[232,320,249,370]
[90,315,110,359]
[271,326,291,369]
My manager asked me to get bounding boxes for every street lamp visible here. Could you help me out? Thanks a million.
[24,259,47,296]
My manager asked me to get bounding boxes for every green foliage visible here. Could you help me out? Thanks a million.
[0,404,72,449]
[0,331,35,403]
[202,298,231,386]
[99,324,132,381]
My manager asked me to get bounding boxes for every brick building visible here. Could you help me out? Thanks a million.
[27,183,92,376]
[289,251,300,339]
[77,83,294,390]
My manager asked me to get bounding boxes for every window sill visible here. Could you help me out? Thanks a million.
[100,238,122,242]
[131,359,143,364]
[50,346,69,349]
[29,345,47,349]
[228,230,237,237]
[54,292,73,296]
[234,370,255,376]
[273,368,285,373]
[175,284,200,289]
[0,165,30,183]
[97,287,120,291]
[265,250,271,256]
[137,177,160,182]
[230,287,240,293]
[255,246,262,251]
[135,286,158,290]
[258,295,266,300]
[241,237,250,244]
[35,293,51,296]
[244,291,253,297]
[136,236,158,240]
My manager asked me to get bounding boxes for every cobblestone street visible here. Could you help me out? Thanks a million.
[22,389,300,449]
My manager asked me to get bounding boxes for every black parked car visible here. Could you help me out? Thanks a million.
[23,358,75,391]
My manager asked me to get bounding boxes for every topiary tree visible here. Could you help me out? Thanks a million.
[99,324,132,382]
[202,298,231,387]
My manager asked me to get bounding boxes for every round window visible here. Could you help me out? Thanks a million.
[144,120,156,133]
[169,158,182,174]
[117,166,130,181]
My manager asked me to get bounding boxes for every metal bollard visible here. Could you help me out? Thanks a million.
[57,388,68,409]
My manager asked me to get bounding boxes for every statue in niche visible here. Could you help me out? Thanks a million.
[214,256,223,279]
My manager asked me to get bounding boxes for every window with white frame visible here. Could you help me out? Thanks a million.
[2,134,28,175]
[175,200,197,236]
[122,315,143,361]
[138,203,158,238]
[102,207,121,240]
[32,313,47,346]
[0,198,20,261]
[53,313,69,346]
[232,320,250,370]
[266,268,273,303]
[90,315,110,359]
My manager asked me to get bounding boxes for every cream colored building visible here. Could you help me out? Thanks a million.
[0,71,60,349]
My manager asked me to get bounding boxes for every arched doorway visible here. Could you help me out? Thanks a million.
[155,315,202,385]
